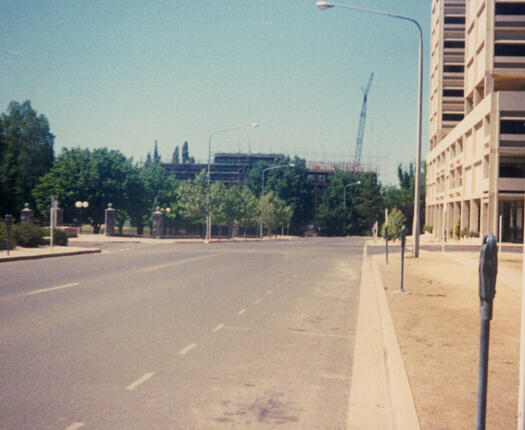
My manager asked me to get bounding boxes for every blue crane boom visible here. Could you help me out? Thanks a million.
[354,73,374,167]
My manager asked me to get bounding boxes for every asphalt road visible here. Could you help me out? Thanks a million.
[0,238,364,429]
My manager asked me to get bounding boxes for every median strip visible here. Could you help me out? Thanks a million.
[25,283,80,296]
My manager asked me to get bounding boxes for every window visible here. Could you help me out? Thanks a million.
[444,40,465,49]
[495,43,525,56]
[499,162,525,178]
[443,65,464,73]
[443,113,464,121]
[500,119,525,134]
[496,3,525,15]
[443,89,464,97]
[444,16,465,24]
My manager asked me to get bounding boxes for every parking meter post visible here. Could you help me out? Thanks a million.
[476,233,498,430]
[400,225,407,292]
[5,214,12,256]
[385,209,389,264]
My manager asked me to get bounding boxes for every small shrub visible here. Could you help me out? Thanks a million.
[461,228,470,238]
[470,231,480,238]
[53,229,68,246]
[423,225,433,234]
[12,223,44,247]
[0,221,17,250]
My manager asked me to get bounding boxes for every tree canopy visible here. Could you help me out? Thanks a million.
[0,101,54,217]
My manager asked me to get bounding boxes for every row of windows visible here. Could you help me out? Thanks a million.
[501,120,525,134]
[443,64,464,73]
[443,89,464,97]
[444,16,465,24]
[444,40,465,49]
[443,113,464,121]
[496,3,525,15]
[495,43,525,57]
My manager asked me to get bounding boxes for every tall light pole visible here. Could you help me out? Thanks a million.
[316,1,423,257]
[260,163,295,238]
[206,122,259,242]
[343,180,361,236]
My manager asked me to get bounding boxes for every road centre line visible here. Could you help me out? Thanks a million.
[211,323,225,332]
[253,299,262,304]
[141,254,218,273]
[25,283,80,296]
[179,343,197,355]
[126,372,155,391]
[64,423,85,430]
[265,290,273,296]
[237,308,246,315]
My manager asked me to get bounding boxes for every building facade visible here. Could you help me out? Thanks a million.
[426,0,525,242]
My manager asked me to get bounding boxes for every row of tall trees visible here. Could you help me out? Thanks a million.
[1,100,425,237]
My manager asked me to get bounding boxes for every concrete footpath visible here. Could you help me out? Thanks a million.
[347,245,420,430]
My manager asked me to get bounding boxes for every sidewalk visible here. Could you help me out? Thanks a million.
[369,239,522,429]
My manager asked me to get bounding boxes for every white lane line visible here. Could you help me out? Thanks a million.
[289,329,351,339]
[253,299,262,304]
[237,308,246,315]
[141,254,217,273]
[179,343,197,355]
[265,290,273,296]
[363,243,368,257]
[211,323,225,332]
[25,283,79,296]
[126,372,155,391]
[65,423,85,430]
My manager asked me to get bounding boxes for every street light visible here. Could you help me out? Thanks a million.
[343,180,361,236]
[75,200,89,230]
[206,122,259,242]
[316,1,423,257]
[260,163,295,238]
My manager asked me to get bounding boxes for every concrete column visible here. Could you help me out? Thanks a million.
[461,200,470,237]
[105,203,116,236]
[481,201,490,236]
[20,203,33,224]
[471,199,480,235]
[447,203,454,238]
[152,207,164,238]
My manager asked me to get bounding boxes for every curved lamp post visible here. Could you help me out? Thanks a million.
[316,0,423,257]
[343,180,361,235]
[206,122,259,242]
[260,163,295,238]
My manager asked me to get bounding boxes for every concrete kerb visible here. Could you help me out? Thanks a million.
[0,247,101,263]
[348,243,420,429]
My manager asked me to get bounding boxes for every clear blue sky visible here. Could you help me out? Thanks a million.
[1,0,430,185]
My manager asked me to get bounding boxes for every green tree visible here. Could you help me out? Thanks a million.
[237,186,259,235]
[261,191,293,236]
[176,170,208,224]
[246,156,314,234]
[0,101,55,217]
[381,207,407,239]
[153,140,161,164]
[181,141,194,164]
[33,148,137,233]
[171,146,180,164]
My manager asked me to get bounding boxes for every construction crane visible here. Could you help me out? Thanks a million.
[354,73,374,167]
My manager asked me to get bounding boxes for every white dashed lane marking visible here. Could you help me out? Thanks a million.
[126,372,155,391]
[25,283,80,296]
[64,423,85,430]
[237,309,246,315]
[179,343,197,355]
[211,324,224,332]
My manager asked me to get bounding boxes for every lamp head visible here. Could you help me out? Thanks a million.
[289,163,295,167]
[316,1,335,10]
[251,122,260,128]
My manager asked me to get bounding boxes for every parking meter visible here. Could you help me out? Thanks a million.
[5,214,12,255]
[400,225,407,292]
[476,232,498,430]
[479,232,497,321]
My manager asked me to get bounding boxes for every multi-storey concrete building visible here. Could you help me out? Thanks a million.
[426,0,525,242]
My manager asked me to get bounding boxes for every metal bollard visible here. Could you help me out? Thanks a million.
[385,225,389,264]
[400,225,407,292]
[476,233,498,430]
[5,214,12,256]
